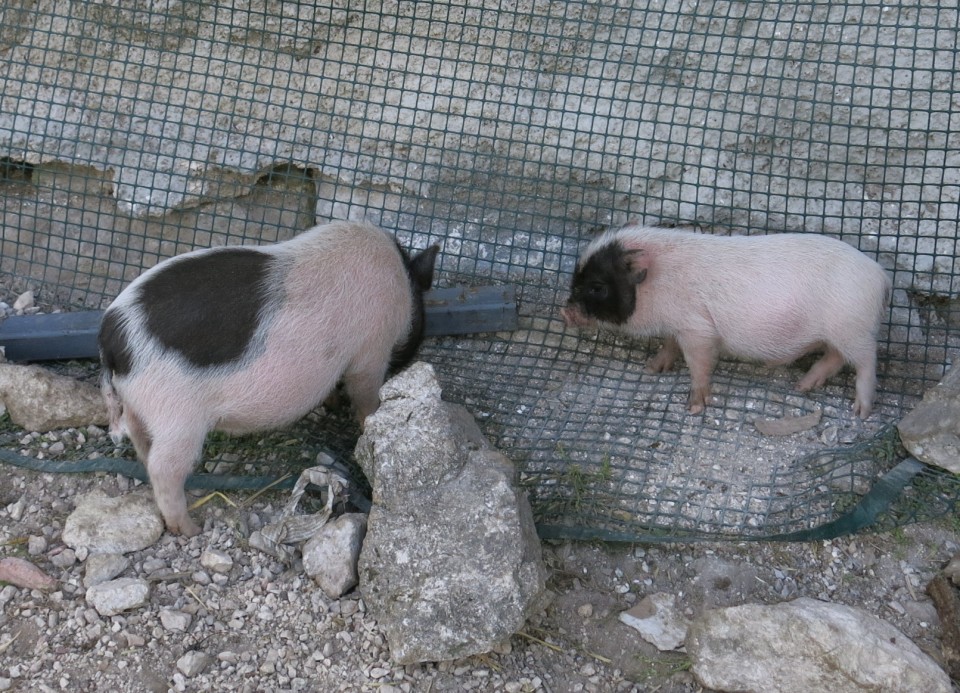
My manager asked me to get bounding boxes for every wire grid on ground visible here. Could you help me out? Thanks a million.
[0,1,958,540]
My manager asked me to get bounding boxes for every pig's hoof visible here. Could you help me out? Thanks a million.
[796,375,825,392]
[853,399,872,419]
[169,517,202,538]
[646,354,678,373]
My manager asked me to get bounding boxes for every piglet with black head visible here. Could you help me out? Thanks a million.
[562,223,890,418]
[99,220,439,536]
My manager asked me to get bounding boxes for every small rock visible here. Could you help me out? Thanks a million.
[6,497,26,522]
[176,650,212,677]
[49,547,77,569]
[85,577,150,616]
[160,609,193,632]
[27,535,47,555]
[83,553,131,588]
[200,548,234,574]
[303,513,367,599]
[13,290,34,312]
[619,593,690,651]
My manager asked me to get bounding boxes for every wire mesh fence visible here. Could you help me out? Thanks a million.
[1,0,957,541]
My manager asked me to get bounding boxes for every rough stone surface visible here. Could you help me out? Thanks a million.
[82,552,130,588]
[160,609,193,633]
[686,597,953,693]
[85,577,151,617]
[176,650,212,678]
[62,490,164,554]
[0,364,107,432]
[199,548,234,574]
[618,593,689,651]
[357,362,548,665]
[302,513,367,599]
[898,365,960,474]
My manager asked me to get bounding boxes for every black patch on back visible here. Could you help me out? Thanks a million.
[98,308,134,377]
[389,243,440,372]
[137,248,275,368]
[568,241,639,325]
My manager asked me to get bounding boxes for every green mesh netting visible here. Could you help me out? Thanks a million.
[0,1,957,541]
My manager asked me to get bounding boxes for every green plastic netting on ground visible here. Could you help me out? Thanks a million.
[0,1,957,541]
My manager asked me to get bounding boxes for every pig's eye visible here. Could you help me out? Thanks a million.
[586,283,608,300]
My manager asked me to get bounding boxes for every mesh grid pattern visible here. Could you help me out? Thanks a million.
[1,1,957,540]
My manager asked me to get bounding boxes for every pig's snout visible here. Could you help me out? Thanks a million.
[561,303,597,329]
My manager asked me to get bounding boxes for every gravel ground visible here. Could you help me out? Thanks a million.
[1,428,958,692]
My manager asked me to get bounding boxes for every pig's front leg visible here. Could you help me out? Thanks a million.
[145,429,206,537]
[646,336,682,373]
[676,333,719,415]
[343,356,390,428]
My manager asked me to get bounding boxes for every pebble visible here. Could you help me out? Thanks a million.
[86,578,150,616]
[160,609,193,632]
[28,535,47,555]
[13,290,34,312]
[50,548,76,568]
[177,651,212,677]
[7,498,26,521]
[200,548,234,574]
[84,553,131,587]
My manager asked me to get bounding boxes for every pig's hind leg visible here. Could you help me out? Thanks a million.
[143,424,207,537]
[796,340,878,418]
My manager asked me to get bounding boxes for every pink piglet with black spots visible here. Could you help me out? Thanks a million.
[561,224,891,418]
[99,220,439,536]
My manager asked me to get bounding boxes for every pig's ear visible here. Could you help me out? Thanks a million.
[409,244,441,290]
[623,248,649,285]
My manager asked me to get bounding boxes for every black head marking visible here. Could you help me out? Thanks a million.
[138,247,276,368]
[98,308,134,377]
[568,241,646,325]
[390,243,440,372]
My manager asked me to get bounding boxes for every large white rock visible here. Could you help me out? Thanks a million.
[63,490,164,554]
[686,597,952,693]
[357,362,548,665]
[0,364,107,432]
[898,364,960,474]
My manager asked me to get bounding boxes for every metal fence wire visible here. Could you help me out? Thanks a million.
[1,1,957,541]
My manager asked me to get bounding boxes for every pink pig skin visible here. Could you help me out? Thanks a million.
[563,224,890,418]
[99,221,438,536]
